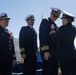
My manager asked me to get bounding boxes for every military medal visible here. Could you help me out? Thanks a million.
[51,24,55,29]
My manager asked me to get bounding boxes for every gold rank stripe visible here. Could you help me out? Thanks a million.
[41,46,49,51]
[49,30,55,35]
[20,48,25,52]
[13,54,16,57]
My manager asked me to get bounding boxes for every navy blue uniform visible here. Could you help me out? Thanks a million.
[50,23,76,75]
[39,18,58,75]
[0,26,16,75]
[19,26,37,75]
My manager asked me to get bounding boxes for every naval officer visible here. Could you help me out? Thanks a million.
[19,14,38,75]
[39,7,61,75]
[49,11,76,75]
[0,12,16,75]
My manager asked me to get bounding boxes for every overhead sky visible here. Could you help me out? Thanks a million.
[0,0,76,47]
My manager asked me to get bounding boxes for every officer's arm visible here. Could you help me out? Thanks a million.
[39,19,49,53]
[10,35,16,66]
[12,41,17,65]
[12,42,16,60]
[9,31,16,60]
[35,35,38,54]
[19,27,26,54]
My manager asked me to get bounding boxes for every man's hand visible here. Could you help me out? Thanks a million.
[44,52,51,60]
[21,54,26,59]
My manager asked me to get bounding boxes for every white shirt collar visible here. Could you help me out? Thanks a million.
[28,25,33,28]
